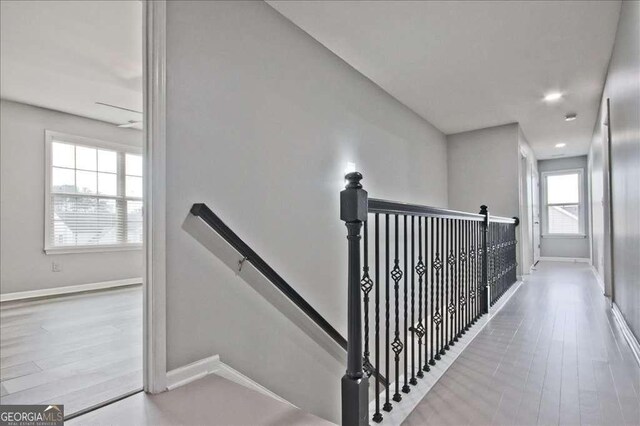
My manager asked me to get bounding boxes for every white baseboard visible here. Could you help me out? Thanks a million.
[370,280,524,425]
[590,265,606,293]
[0,278,142,302]
[538,256,591,263]
[165,354,293,406]
[612,303,640,368]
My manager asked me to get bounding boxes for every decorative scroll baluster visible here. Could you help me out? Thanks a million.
[409,216,417,386]
[373,214,382,423]
[402,216,410,394]
[435,219,447,360]
[429,217,436,366]
[361,222,373,378]
[447,219,456,347]
[423,216,430,372]
[392,215,403,402]
[383,215,391,412]
[416,217,425,379]
[458,220,466,338]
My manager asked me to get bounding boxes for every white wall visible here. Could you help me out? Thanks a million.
[0,100,143,294]
[538,156,590,259]
[590,0,640,339]
[164,1,448,421]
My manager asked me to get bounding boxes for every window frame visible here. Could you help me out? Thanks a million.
[44,130,143,254]
[541,168,586,238]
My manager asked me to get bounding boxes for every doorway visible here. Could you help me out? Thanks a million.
[0,1,145,418]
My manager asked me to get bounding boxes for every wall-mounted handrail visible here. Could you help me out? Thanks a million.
[191,202,346,346]
[190,202,388,387]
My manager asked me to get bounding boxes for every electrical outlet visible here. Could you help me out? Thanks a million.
[52,262,62,272]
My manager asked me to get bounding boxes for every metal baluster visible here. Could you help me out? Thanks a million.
[383,215,391,412]
[402,216,410,394]
[443,218,450,353]
[423,216,430,372]
[465,220,471,331]
[447,219,456,347]
[416,217,425,379]
[429,217,436,367]
[361,221,373,379]
[392,216,403,403]
[458,220,466,338]
[409,216,417,386]
[373,214,382,423]
[434,218,443,360]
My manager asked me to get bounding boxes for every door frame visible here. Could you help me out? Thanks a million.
[143,0,167,394]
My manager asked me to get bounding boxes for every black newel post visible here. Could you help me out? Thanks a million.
[479,205,490,315]
[341,172,369,426]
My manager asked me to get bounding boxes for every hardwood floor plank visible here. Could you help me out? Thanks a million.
[0,287,142,416]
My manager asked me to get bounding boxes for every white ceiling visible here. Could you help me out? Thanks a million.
[0,1,142,128]
[268,1,621,159]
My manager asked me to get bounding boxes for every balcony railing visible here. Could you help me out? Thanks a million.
[340,172,519,425]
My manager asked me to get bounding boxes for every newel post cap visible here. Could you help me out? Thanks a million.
[479,205,488,215]
[341,172,368,223]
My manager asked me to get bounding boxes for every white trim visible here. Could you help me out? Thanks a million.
[165,355,293,407]
[45,244,142,255]
[371,281,524,425]
[612,303,640,368]
[143,0,167,395]
[0,278,141,302]
[538,256,591,263]
[590,264,606,292]
[541,168,586,236]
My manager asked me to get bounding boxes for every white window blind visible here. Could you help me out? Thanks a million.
[45,131,143,253]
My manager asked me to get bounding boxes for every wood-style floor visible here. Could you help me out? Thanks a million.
[404,261,640,425]
[0,286,142,416]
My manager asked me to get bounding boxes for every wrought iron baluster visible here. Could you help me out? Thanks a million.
[373,214,382,423]
[409,216,417,386]
[416,217,425,379]
[434,217,443,360]
[442,218,449,354]
[383,215,391,412]
[447,219,456,347]
[423,215,430,372]
[458,221,467,337]
[402,216,410,394]
[429,216,436,367]
[361,221,373,378]
[392,215,403,403]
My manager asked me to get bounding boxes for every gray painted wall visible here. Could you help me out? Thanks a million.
[165,1,448,421]
[591,0,640,339]
[0,100,143,294]
[447,123,520,217]
[538,156,590,259]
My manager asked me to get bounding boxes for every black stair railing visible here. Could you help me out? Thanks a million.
[340,172,519,425]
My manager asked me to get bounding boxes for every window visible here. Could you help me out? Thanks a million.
[542,169,584,236]
[45,131,143,253]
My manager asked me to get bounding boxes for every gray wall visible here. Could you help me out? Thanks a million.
[538,156,590,259]
[591,0,640,339]
[0,100,143,294]
[447,123,520,217]
[165,1,448,422]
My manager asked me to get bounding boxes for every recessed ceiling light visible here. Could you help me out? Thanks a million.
[565,113,577,121]
[555,143,566,148]
[544,92,563,102]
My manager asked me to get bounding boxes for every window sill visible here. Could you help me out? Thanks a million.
[44,245,143,255]
[541,234,587,239]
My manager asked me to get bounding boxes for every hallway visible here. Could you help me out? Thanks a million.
[404,262,640,425]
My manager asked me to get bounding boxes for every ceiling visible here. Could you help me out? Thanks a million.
[0,1,142,128]
[268,1,621,159]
